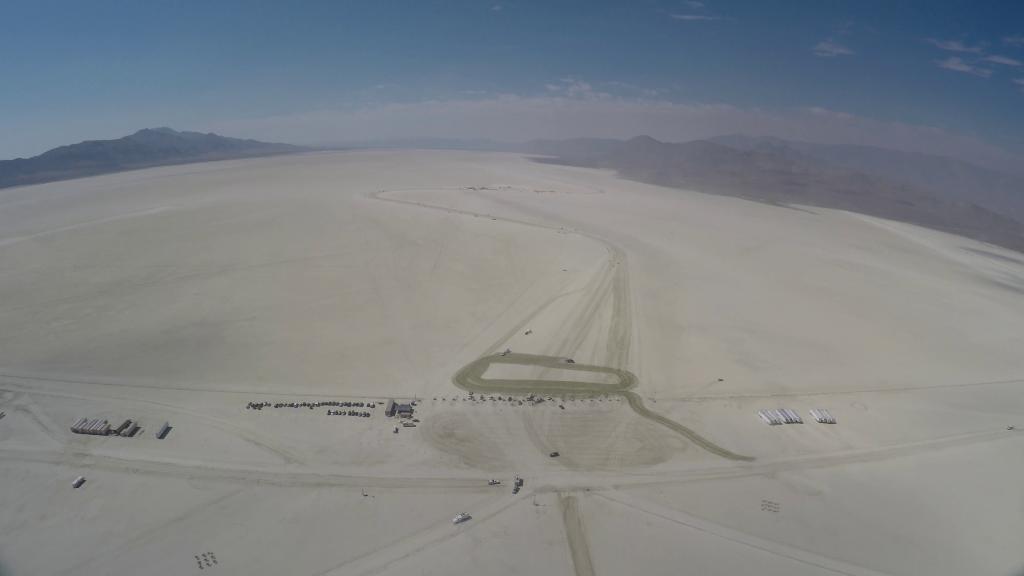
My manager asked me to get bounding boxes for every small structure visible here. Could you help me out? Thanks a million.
[488,479,501,485]
[72,476,86,489]
[113,419,133,435]
[121,422,140,437]
[156,421,172,439]
[452,512,472,525]
[549,451,560,458]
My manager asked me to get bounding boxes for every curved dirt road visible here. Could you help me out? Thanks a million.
[372,188,753,462]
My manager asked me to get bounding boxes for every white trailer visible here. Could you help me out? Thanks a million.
[72,476,86,489]
[811,408,835,424]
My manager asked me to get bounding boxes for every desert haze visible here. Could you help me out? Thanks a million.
[0,149,1022,576]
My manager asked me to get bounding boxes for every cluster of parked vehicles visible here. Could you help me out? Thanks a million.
[195,551,218,570]
[327,410,371,417]
[247,400,377,411]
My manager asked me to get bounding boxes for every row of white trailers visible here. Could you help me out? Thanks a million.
[759,408,836,425]
[70,417,142,437]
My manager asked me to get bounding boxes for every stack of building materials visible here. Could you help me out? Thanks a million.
[809,409,836,424]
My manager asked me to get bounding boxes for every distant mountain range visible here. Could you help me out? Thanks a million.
[526,135,1024,253]
[0,128,305,189]
[5,128,1023,252]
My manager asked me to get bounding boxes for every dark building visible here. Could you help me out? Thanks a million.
[385,400,414,418]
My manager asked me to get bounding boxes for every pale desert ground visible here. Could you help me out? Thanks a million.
[0,150,1022,576]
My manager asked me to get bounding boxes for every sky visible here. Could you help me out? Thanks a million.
[2,0,1024,172]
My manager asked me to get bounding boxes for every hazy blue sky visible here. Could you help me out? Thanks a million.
[2,0,1023,169]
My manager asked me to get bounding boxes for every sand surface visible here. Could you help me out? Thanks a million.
[0,150,1021,575]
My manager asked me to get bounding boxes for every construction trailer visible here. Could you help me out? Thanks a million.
[72,476,86,489]
[156,422,172,439]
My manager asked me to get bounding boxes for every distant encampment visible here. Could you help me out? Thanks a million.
[0,127,305,189]
[525,135,1024,254]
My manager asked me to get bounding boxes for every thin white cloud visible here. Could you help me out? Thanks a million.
[206,94,1023,174]
[812,40,854,58]
[936,56,992,77]
[1013,78,1024,93]
[983,54,1022,67]
[670,13,720,21]
[927,39,984,53]
[544,77,608,100]
[1004,35,1024,47]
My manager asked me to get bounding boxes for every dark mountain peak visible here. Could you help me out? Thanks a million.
[134,127,179,136]
[0,128,305,190]
[626,135,662,146]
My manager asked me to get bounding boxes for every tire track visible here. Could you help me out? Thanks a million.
[560,494,596,576]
